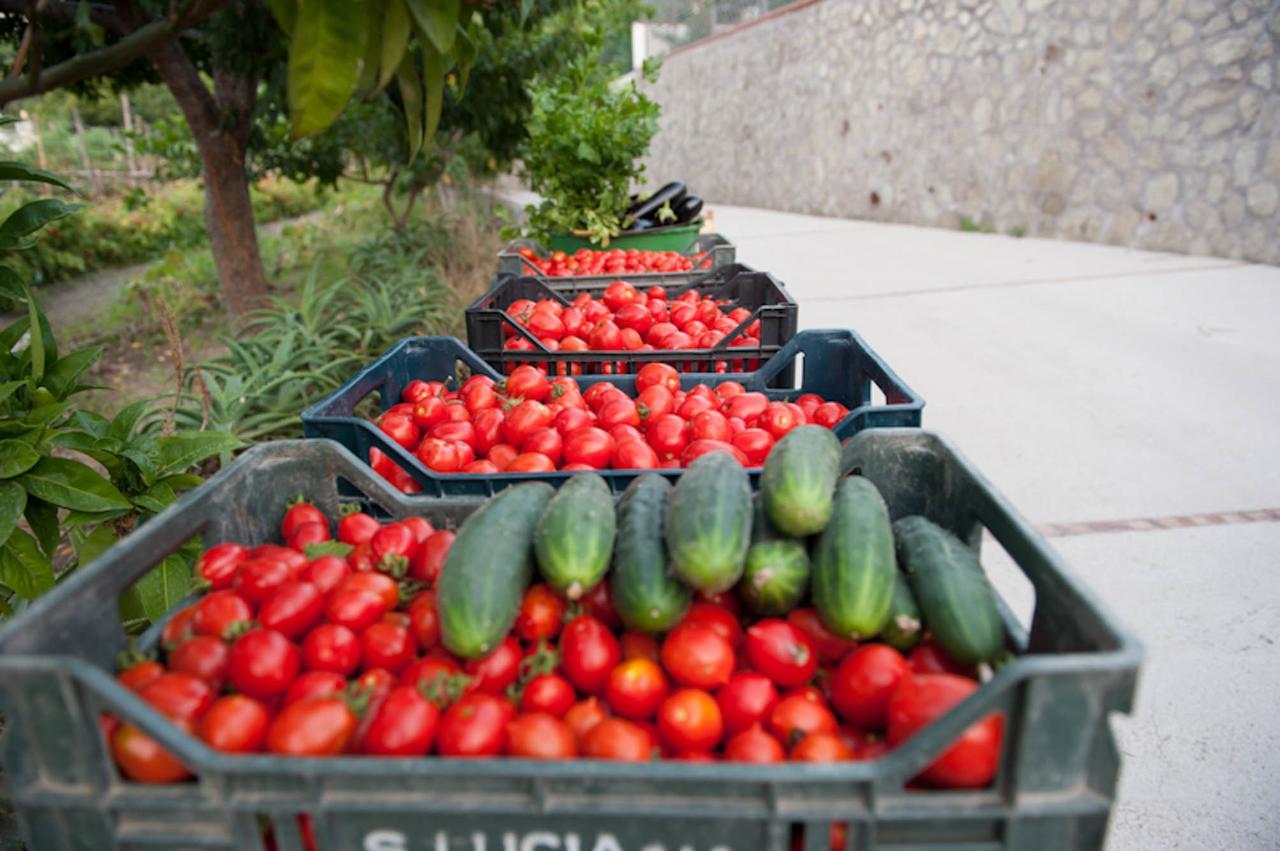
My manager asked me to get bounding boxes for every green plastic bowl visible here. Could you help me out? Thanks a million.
[546,220,703,253]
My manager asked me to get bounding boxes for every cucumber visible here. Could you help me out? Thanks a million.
[438,482,554,658]
[740,539,811,616]
[751,499,782,544]
[611,475,691,632]
[880,571,923,652]
[810,476,896,640]
[893,516,1004,665]
[533,473,616,600]
[666,451,752,593]
[762,426,841,537]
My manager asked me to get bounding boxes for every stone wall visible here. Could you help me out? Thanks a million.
[642,0,1280,264]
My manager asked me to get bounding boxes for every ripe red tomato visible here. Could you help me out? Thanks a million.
[682,440,749,466]
[199,695,269,753]
[613,439,659,469]
[464,636,523,694]
[506,712,578,759]
[724,724,786,763]
[716,671,779,735]
[605,658,669,720]
[338,572,399,609]
[564,696,608,743]
[267,696,358,756]
[471,408,505,455]
[681,601,743,646]
[689,410,731,443]
[118,659,165,692]
[234,558,292,606]
[812,402,849,429]
[360,622,417,674]
[661,624,734,689]
[437,693,514,756]
[362,686,440,756]
[791,731,854,762]
[408,530,454,585]
[228,628,299,699]
[581,717,652,761]
[401,379,438,403]
[887,674,1004,788]
[759,403,802,440]
[410,396,448,431]
[786,608,856,664]
[830,644,910,730]
[636,363,680,394]
[400,655,461,693]
[597,397,641,430]
[379,414,421,450]
[487,443,519,470]
[732,428,775,465]
[506,452,557,472]
[583,579,622,629]
[113,721,192,783]
[285,670,347,706]
[563,427,615,469]
[519,672,576,718]
[196,543,247,590]
[406,590,441,651]
[301,555,349,595]
[281,503,327,541]
[745,620,818,688]
[769,692,838,746]
[302,623,361,675]
[907,640,979,679]
[658,688,723,752]
[559,616,621,694]
[724,392,769,423]
[139,672,215,720]
[521,428,564,466]
[553,406,594,437]
[515,583,566,642]
[257,581,324,640]
[619,631,661,663]
[645,414,689,460]
[168,635,229,690]
[502,400,553,447]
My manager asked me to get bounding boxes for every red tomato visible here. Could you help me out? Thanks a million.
[553,406,595,437]
[407,591,441,650]
[505,452,556,473]
[907,640,979,679]
[791,731,854,762]
[677,394,716,419]
[408,530,454,585]
[724,724,787,763]
[416,438,463,473]
[515,584,567,643]
[196,543,247,590]
[830,644,910,730]
[605,659,669,720]
[505,365,551,403]
[745,619,818,688]
[338,572,399,609]
[613,439,659,469]
[437,693,514,756]
[588,320,625,350]
[717,671,780,735]
[503,400,553,447]
[563,427,615,469]
[564,696,608,743]
[118,659,166,692]
[464,636,523,694]
[302,624,361,675]
[301,555,349,595]
[887,674,1004,788]
[581,717,652,761]
[619,631,661,663]
[732,428,775,465]
[160,604,198,646]
[597,397,641,430]
[228,628,300,699]
[362,686,440,756]
[787,608,857,664]
[520,673,577,718]
[139,672,215,721]
[609,424,645,445]
[759,403,802,440]
[267,696,358,756]
[724,392,769,422]
[813,402,849,429]
[400,655,461,692]
[526,311,565,341]
[681,440,749,466]
[471,408,505,455]
[521,428,564,466]
[379,414,421,450]
[199,694,270,754]
[681,601,743,646]
[488,443,519,470]
[430,420,478,451]
[658,688,723,752]
[113,721,192,783]
[645,414,690,460]
[411,396,448,431]
[360,622,417,674]
[583,580,622,629]
[559,615,621,694]
[258,581,325,640]
[285,670,347,706]
[601,281,637,312]
[689,410,732,443]
[769,692,838,746]
[507,712,578,759]
[401,379,438,403]
[168,635,230,690]
[234,558,292,606]
[636,363,681,394]
[661,624,734,689]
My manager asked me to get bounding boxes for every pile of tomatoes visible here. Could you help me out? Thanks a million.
[106,502,1002,787]
[366,362,851,490]
[498,280,764,362]
[516,246,709,278]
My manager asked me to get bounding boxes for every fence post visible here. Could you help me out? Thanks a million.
[70,105,99,195]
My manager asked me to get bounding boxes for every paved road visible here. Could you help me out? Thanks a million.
[712,205,1280,851]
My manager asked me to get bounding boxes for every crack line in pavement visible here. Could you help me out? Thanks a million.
[1032,508,1280,538]
[797,261,1250,302]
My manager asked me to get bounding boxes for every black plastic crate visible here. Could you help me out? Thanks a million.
[300,331,923,497]
[0,434,1140,851]
[496,234,736,290]
[466,264,798,379]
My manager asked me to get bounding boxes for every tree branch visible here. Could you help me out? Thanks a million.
[0,0,125,35]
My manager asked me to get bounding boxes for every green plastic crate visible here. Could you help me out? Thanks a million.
[0,434,1139,851]
[546,221,704,253]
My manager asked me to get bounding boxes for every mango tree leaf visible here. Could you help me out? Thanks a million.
[396,54,424,161]
[0,481,26,548]
[155,432,241,477]
[0,162,75,192]
[0,440,39,478]
[355,0,386,95]
[264,0,298,34]
[0,529,55,600]
[0,199,84,244]
[288,0,368,139]
[43,347,101,401]
[423,39,446,145]
[24,496,59,558]
[379,0,411,92]
[17,456,132,512]
[133,554,195,624]
[405,0,458,54]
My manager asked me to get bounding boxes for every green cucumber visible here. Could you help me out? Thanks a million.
[762,426,841,537]
[893,516,1004,665]
[533,473,616,600]
[611,475,691,632]
[751,499,782,544]
[666,451,752,593]
[438,482,554,658]
[740,539,811,616]
[880,571,923,652]
[811,476,896,640]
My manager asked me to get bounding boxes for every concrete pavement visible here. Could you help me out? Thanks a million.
[713,205,1280,850]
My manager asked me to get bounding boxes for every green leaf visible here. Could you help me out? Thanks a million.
[133,554,194,624]
[0,199,84,245]
[519,0,533,23]
[23,496,59,558]
[0,529,55,600]
[131,481,176,514]
[155,432,240,477]
[63,508,128,530]
[17,456,132,512]
[109,398,154,442]
[396,54,424,161]
[157,473,206,492]
[24,401,70,426]
[0,265,23,302]
[288,0,368,139]
[380,0,412,91]
[0,440,39,479]
[355,0,385,95]
[303,540,354,559]
[69,409,111,439]
[42,347,101,400]
[0,481,26,548]
[48,430,98,452]
[405,0,458,54]
[265,0,299,34]
[25,284,44,385]
[121,446,160,487]
[0,162,75,192]
[72,523,116,568]
[0,380,24,407]
[423,40,446,146]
